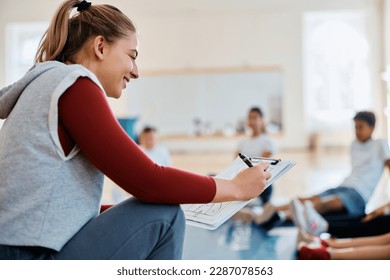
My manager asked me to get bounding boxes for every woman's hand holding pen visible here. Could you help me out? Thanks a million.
[211,163,272,203]
[233,163,272,200]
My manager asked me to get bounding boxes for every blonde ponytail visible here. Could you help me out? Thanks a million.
[35,0,136,63]
[35,0,79,62]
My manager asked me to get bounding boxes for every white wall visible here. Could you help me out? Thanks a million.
[384,0,390,142]
[126,71,283,136]
[0,0,385,149]
[130,7,305,148]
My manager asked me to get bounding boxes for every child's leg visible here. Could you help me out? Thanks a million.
[53,197,185,260]
[328,232,390,249]
[273,195,321,222]
[314,187,366,217]
[331,244,390,260]
[299,234,390,260]
[274,195,321,212]
[311,195,345,214]
[298,195,322,205]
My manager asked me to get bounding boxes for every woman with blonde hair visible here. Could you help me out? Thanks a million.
[0,0,270,259]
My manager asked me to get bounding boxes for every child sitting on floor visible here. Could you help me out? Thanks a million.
[237,111,390,232]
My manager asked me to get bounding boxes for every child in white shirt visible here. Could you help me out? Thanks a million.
[236,107,277,205]
[139,126,171,166]
[299,111,390,219]
[236,111,390,232]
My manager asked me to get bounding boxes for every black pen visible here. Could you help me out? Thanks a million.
[239,153,253,167]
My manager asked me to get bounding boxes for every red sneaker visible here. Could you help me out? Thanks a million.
[298,245,331,260]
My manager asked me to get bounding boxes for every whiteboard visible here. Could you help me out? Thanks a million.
[126,70,283,136]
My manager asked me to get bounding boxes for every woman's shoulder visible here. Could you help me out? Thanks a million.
[35,61,96,79]
[37,61,105,94]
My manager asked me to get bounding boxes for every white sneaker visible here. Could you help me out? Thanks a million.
[297,229,328,250]
[303,201,329,236]
[289,199,307,229]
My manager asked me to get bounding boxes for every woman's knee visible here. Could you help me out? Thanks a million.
[137,203,185,259]
[118,198,185,231]
[164,204,185,235]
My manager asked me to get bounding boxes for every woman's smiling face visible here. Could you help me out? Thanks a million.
[95,31,139,98]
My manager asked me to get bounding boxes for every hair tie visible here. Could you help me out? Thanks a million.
[77,0,92,12]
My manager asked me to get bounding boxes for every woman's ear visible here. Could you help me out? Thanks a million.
[93,35,106,60]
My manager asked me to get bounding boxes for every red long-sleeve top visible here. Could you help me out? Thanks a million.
[57,77,216,204]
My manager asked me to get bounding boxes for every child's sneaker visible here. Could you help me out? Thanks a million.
[304,201,329,236]
[298,245,331,260]
[297,229,329,248]
[289,199,307,229]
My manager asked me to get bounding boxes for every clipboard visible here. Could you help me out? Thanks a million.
[250,156,281,165]
[181,155,296,230]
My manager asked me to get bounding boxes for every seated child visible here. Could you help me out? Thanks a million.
[236,106,277,205]
[139,126,171,166]
[111,126,171,203]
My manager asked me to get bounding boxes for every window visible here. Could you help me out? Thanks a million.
[0,22,47,129]
[5,22,48,84]
[303,11,371,135]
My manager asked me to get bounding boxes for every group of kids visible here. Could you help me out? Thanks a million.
[235,108,390,260]
[139,107,390,260]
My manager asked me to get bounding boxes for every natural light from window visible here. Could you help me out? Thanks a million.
[304,11,371,136]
